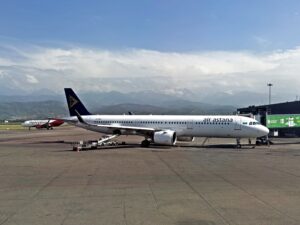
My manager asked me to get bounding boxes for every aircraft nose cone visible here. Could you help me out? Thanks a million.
[259,126,269,136]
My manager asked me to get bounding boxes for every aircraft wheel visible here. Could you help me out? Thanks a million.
[236,138,241,149]
[141,140,150,147]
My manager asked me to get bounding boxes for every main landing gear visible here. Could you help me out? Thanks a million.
[248,138,256,149]
[236,138,242,149]
[236,138,256,149]
[141,139,150,147]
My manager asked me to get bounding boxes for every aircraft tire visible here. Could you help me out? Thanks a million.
[141,140,150,148]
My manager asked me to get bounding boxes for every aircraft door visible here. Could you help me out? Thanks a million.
[234,117,242,130]
[187,120,194,129]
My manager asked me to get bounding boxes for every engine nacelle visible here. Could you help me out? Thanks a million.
[153,130,177,145]
[177,136,195,142]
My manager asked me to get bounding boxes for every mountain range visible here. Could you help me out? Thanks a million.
[1,88,291,120]
[0,89,240,120]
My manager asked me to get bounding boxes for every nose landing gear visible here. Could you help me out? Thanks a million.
[256,136,271,146]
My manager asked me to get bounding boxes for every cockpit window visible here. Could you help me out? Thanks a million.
[250,121,261,125]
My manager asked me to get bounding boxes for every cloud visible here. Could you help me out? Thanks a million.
[0,44,300,100]
[26,74,39,84]
[253,36,272,48]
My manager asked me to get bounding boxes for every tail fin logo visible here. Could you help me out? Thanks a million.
[69,96,78,108]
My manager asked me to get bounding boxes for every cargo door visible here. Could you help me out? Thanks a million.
[234,117,242,130]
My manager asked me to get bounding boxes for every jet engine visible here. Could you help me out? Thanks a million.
[153,130,177,145]
[177,136,195,142]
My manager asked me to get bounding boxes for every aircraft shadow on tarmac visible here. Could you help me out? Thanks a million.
[51,143,261,153]
[33,139,300,152]
[51,143,174,152]
[31,140,268,151]
[176,144,260,149]
[269,140,300,145]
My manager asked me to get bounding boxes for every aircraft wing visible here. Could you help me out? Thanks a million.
[88,124,155,131]
[36,123,48,128]
[77,121,157,136]
[73,110,157,136]
[36,120,51,128]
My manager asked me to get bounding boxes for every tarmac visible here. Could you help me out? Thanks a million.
[0,126,300,225]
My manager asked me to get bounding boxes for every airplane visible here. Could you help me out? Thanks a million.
[22,119,64,130]
[62,88,269,148]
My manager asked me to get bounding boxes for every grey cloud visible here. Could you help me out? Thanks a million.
[0,44,300,102]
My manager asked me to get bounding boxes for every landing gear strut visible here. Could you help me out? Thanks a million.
[201,137,209,146]
[141,139,150,147]
[236,138,242,149]
[249,138,256,148]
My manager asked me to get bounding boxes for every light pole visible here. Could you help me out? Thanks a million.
[267,83,273,105]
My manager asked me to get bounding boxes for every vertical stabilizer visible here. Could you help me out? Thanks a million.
[64,88,91,116]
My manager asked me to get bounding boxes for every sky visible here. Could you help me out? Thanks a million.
[1,0,300,104]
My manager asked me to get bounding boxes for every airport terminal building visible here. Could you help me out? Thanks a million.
[238,101,300,137]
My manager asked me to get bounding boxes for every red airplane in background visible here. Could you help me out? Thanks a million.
[21,119,64,130]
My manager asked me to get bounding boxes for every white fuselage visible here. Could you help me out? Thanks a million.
[66,115,269,138]
[22,120,54,127]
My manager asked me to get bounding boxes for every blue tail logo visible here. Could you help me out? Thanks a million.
[69,95,78,108]
[64,88,91,116]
